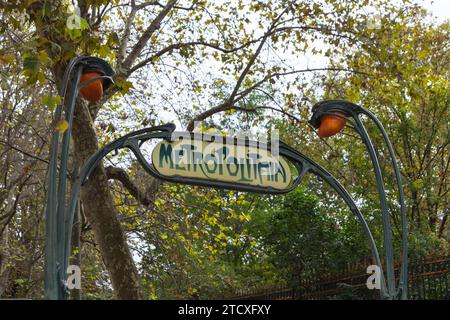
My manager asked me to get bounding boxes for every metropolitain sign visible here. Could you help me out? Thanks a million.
[150,134,294,192]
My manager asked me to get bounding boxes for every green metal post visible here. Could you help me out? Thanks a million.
[44,56,114,300]
[310,100,408,300]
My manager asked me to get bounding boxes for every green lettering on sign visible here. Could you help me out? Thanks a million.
[151,139,292,190]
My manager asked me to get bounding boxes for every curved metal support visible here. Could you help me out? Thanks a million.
[45,58,398,301]
[310,100,408,300]
[278,142,388,298]
[61,124,387,299]
[352,114,396,298]
[62,124,176,288]
[359,108,408,299]
[44,55,115,299]
[56,66,83,299]
[45,62,83,300]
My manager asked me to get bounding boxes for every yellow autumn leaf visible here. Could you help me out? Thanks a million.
[0,54,14,65]
[55,119,69,133]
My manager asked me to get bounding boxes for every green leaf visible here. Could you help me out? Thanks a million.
[42,95,62,109]
[115,81,134,95]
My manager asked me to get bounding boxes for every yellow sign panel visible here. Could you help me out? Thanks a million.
[152,139,292,190]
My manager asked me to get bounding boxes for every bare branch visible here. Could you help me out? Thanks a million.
[128,38,265,75]
[117,3,139,65]
[121,0,178,72]
[227,5,292,103]
[0,140,49,164]
[183,6,291,131]
[105,166,160,207]
[186,67,368,131]
[127,21,363,76]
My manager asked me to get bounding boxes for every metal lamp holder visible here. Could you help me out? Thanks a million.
[310,100,408,300]
[44,55,114,299]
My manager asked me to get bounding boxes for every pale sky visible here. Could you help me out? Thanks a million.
[420,0,450,22]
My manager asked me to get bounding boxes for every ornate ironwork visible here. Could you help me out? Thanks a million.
[44,56,405,301]
[310,100,408,300]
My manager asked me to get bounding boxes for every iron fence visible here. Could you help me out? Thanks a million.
[224,255,450,300]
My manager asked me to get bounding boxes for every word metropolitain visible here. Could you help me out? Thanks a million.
[151,136,293,190]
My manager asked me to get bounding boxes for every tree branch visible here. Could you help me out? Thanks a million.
[121,0,178,72]
[117,2,139,65]
[186,67,368,131]
[227,5,291,104]
[184,5,293,131]
[0,140,49,164]
[128,38,265,75]
[105,166,160,207]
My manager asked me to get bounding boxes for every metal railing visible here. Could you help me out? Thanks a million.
[224,255,450,300]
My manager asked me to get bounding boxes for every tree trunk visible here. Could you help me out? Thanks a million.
[438,212,448,239]
[72,99,141,299]
[0,225,10,297]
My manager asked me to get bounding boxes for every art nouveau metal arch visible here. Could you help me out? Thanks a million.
[59,123,388,299]
[44,55,406,300]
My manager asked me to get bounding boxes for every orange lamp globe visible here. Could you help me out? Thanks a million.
[79,72,104,102]
[318,112,347,138]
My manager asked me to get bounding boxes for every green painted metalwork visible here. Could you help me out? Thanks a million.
[55,123,384,300]
[310,100,408,300]
[44,55,114,299]
[44,56,406,300]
